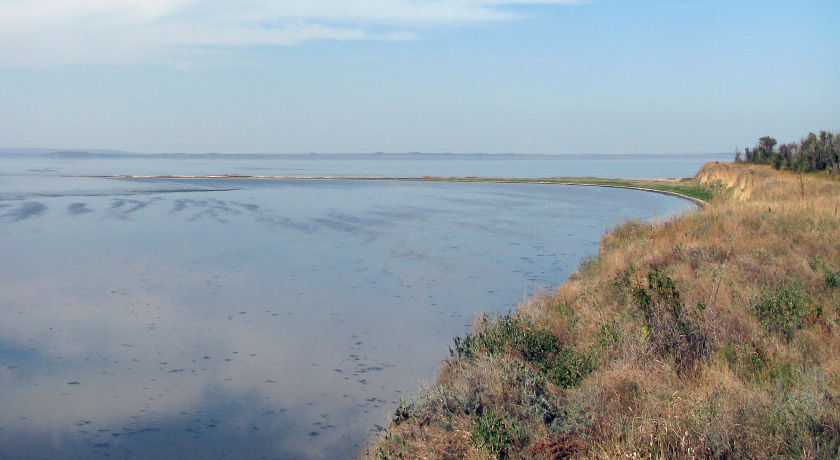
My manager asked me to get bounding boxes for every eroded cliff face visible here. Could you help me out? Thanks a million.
[695,162,771,201]
[694,161,839,202]
[598,161,840,256]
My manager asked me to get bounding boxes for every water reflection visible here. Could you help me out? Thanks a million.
[0,178,696,459]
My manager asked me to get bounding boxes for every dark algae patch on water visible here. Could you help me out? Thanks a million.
[362,162,840,459]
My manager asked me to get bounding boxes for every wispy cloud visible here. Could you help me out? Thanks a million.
[0,0,582,66]
[661,2,703,11]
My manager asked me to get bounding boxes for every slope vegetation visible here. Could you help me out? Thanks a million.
[362,162,840,459]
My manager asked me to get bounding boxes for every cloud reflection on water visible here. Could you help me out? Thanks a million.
[0,179,696,459]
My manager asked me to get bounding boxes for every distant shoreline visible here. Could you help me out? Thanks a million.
[2,149,731,159]
[68,174,713,205]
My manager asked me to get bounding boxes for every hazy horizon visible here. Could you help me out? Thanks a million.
[0,148,733,156]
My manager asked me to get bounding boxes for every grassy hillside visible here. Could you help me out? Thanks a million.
[362,163,840,459]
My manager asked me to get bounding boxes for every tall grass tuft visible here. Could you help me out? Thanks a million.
[633,267,710,375]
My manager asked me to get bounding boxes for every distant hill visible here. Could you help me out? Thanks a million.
[0,148,136,157]
[40,150,137,158]
[0,149,732,159]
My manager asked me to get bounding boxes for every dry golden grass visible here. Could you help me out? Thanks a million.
[363,163,840,460]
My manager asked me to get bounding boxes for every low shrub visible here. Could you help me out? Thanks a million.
[751,282,808,340]
[472,410,512,459]
[826,270,840,289]
[810,257,840,289]
[633,268,710,375]
[451,313,594,388]
[600,219,652,253]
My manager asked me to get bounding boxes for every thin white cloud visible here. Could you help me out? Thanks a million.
[0,0,581,67]
[661,2,703,11]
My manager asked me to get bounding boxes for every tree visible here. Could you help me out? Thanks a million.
[741,130,838,174]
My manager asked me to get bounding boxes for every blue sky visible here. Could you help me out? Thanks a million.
[1,0,838,154]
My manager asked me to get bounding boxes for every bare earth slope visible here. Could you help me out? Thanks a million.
[362,162,840,459]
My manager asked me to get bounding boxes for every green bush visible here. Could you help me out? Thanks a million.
[809,257,840,289]
[633,268,709,375]
[472,410,512,459]
[826,270,840,289]
[751,282,808,340]
[577,254,599,275]
[451,313,594,388]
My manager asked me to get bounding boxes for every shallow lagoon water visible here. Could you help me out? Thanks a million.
[0,157,702,459]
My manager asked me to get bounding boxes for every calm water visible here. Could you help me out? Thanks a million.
[0,155,707,459]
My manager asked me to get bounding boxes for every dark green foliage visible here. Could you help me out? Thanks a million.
[577,254,599,275]
[751,282,808,340]
[744,136,777,165]
[663,184,715,202]
[473,410,512,459]
[810,258,840,289]
[826,270,840,289]
[740,130,839,173]
[373,433,408,460]
[633,268,709,375]
[383,357,593,459]
[451,313,594,388]
[392,398,410,425]
[450,313,519,361]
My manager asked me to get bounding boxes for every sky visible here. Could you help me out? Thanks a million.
[1,0,838,155]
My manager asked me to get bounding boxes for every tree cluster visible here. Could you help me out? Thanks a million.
[736,130,839,173]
